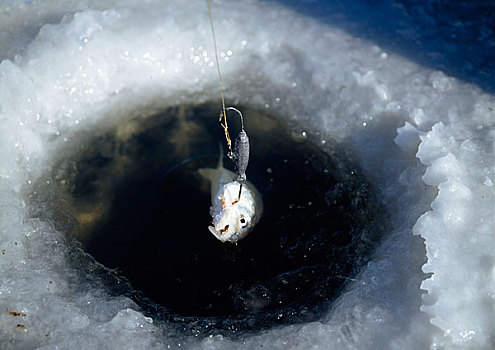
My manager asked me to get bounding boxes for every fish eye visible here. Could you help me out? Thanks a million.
[239,217,248,227]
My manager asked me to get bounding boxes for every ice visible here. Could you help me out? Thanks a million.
[0,0,493,349]
[415,122,495,348]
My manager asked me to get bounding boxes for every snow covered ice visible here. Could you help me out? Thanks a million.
[0,0,493,349]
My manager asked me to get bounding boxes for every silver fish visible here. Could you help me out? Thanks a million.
[199,150,263,243]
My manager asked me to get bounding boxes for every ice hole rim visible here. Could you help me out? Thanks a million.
[29,102,388,337]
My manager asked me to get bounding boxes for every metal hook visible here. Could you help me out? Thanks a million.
[220,107,249,202]
[219,107,244,156]
[225,106,245,131]
[238,182,243,201]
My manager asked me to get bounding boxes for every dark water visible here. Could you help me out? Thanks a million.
[44,104,384,334]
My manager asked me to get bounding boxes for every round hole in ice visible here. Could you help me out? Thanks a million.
[33,104,385,334]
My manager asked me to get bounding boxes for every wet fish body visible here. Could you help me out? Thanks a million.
[199,152,263,242]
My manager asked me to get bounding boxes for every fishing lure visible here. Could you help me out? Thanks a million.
[204,1,263,242]
[225,107,249,181]
[199,140,263,243]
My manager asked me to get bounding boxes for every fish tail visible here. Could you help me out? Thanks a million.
[198,167,215,181]
[198,144,224,183]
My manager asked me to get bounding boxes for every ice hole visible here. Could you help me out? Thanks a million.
[30,104,385,334]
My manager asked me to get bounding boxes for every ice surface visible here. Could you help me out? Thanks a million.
[0,0,493,349]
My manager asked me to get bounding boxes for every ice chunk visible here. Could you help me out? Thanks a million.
[415,122,495,347]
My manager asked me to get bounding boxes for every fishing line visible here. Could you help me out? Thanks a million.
[207,0,231,153]
[207,0,251,201]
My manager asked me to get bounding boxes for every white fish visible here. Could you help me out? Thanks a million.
[199,150,263,242]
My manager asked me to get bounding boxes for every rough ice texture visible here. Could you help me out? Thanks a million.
[414,122,495,348]
[0,0,493,349]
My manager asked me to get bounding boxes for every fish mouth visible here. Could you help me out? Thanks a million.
[208,225,229,238]
[209,224,230,235]
[208,225,233,243]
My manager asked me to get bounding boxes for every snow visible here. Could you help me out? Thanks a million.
[0,0,493,349]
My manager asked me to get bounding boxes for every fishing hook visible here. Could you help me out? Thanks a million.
[220,107,250,200]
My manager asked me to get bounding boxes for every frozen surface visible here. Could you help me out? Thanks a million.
[0,0,493,349]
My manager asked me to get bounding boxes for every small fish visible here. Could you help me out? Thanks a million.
[199,148,263,242]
